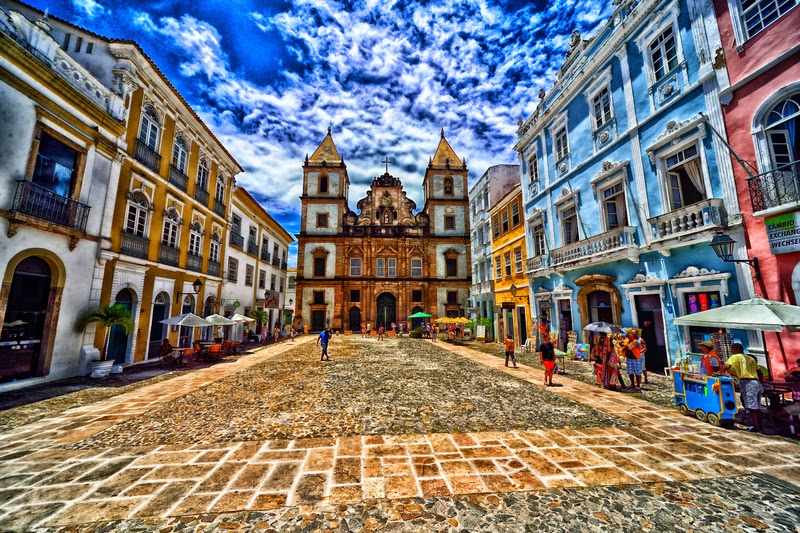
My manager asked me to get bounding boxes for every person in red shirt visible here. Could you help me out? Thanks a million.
[504,334,517,368]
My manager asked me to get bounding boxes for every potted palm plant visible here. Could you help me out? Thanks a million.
[76,303,134,378]
[250,309,269,341]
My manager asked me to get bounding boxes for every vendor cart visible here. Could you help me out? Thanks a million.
[673,370,738,426]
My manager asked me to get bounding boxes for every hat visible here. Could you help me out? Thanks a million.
[700,340,714,349]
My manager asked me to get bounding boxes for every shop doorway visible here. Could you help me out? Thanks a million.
[311,310,326,331]
[148,292,169,359]
[348,306,361,332]
[376,292,396,329]
[108,288,135,364]
[556,300,573,351]
[516,307,528,345]
[635,294,667,373]
[0,257,51,381]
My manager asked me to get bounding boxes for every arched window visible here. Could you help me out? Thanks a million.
[444,177,453,195]
[139,105,160,151]
[162,208,180,247]
[188,221,203,256]
[197,157,209,191]
[765,93,800,168]
[319,175,329,194]
[126,191,149,237]
[172,136,188,172]
[209,231,221,263]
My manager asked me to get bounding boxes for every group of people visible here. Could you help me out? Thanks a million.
[360,322,406,338]
[591,328,649,392]
[503,333,558,386]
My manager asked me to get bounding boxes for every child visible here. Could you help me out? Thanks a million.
[377,325,385,340]
[504,334,517,368]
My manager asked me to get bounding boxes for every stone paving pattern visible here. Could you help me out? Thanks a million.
[0,336,797,531]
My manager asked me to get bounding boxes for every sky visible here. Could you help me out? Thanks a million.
[25,0,614,261]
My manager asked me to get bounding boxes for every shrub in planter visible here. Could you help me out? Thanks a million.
[409,327,424,338]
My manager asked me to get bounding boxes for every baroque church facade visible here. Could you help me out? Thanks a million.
[295,129,472,332]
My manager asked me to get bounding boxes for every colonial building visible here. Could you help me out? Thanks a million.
[712,0,800,378]
[221,186,292,338]
[295,129,471,332]
[516,0,749,374]
[469,164,520,342]
[0,8,126,387]
[489,184,531,347]
[284,267,297,327]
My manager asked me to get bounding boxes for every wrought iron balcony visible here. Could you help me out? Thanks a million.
[229,231,244,249]
[526,254,550,275]
[213,200,226,217]
[159,243,180,267]
[550,226,637,269]
[648,198,725,242]
[120,232,150,259]
[281,261,288,270]
[194,187,209,207]
[186,253,203,272]
[247,241,259,256]
[272,256,281,268]
[207,260,221,277]
[134,139,161,173]
[169,165,189,192]
[261,248,271,262]
[747,160,800,214]
[11,180,90,231]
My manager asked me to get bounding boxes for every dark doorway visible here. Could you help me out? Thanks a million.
[410,306,424,331]
[376,292,396,329]
[0,257,51,381]
[311,310,326,331]
[178,295,194,346]
[587,290,613,323]
[635,294,667,374]
[148,292,169,359]
[348,306,361,332]
[517,307,528,345]
[108,288,135,364]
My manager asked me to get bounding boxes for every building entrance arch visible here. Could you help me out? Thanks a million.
[376,292,396,330]
[575,274,622,342]
[348,306,361,332]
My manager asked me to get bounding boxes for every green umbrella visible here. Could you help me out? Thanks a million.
[408,312,432,318]
[673,297,800,333]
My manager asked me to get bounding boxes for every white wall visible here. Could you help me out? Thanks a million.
[302,242,337,278]
[307,171,341,196]
[305,203,339,235]
[432,205,467,235]
[435,244,468,279]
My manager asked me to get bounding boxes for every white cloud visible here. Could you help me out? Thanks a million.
[71,0,104,18]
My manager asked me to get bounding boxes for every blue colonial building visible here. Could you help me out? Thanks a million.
[515,0,759,373]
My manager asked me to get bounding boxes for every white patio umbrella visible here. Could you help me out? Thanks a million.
[230,313,256,323]
[160,312,211,327]
[204,314,237,325]
[673,297,800,333]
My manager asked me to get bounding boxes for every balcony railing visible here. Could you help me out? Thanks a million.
[526,254,550,274]
[213,200,226,217]
[247,241,259,256]
[342,225,429,237]
[120,232,150,259]
[648,198,725,242]
[169,165,189,192]
[194,187,209,207]
[281,261,288,270]
[134,139,161,173]
[550,226,637,268]
[10,180,91,231]
[261,248,271,262]
[229,231,244,249]
[747,160,800,214]
[207,260,220,277]
[186,253,203,272]
[272,256,281,268]
[159,243,180,267]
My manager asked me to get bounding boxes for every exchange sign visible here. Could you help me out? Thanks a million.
[766,212,800,254]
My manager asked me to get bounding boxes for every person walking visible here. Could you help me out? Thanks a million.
[633,329,649,384]
[504,334,517,368]
[377,325,385,341]
[317,328,332,361]
[361,322,367,338]
[539,334,556,386]
[623,330,643,390]
[723,343,764,433]
[432,324,438,342]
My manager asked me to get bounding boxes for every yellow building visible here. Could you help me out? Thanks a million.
[97,42,243,363]
[489,184,530,347]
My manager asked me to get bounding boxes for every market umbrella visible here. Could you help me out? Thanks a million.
[454,317,472,324]
[583,322,625,335]
[408,311,432,318]
[435,317,458,324]
[230,313,256,323]
[160,313,211,327]
[204,314,237,325]
[673,297,800,333]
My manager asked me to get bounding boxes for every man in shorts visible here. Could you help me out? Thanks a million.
[624,330,643,390]
[724,343,763,433]
[504,334,517,368]
[539,334,556,386]
[317,328,332,361]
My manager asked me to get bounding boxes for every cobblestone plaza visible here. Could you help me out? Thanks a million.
[0,337,798,531]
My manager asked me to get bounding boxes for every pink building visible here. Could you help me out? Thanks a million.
[713,0,800,377]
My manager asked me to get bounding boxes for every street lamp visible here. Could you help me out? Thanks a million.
[709,232,761,281]
[176,278,203,303]
[509,284,518,298]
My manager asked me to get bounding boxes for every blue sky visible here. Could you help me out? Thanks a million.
[27,0,613,258]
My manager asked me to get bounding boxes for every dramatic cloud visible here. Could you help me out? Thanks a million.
[33,0,616,262]
[70,0,104,18]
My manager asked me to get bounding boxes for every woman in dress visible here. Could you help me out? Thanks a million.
[592,335,606,387]
[604,336,620,391]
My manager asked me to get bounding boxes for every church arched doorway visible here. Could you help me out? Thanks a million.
[376,292,396,330]
[107,288,136,364]
[0,257,51,381]
[410,306,424,330]
[348,306,361,332]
